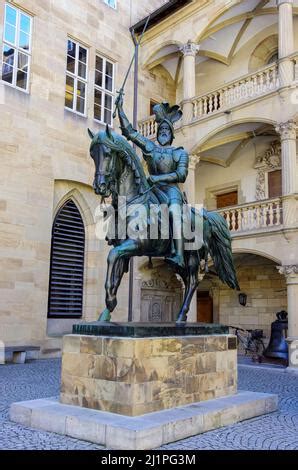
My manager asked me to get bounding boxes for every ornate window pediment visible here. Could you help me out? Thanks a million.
[254,140,281,200]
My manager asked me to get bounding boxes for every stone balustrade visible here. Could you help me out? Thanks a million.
[139,62,280,138]
[216,197,283,235]
[138,115,157,139]
[192,62,279,120]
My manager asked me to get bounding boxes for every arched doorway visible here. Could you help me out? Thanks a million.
[197,291,213,323]
[200,253,287,341]
[47,199,85,318]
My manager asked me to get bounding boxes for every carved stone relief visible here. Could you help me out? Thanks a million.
[254,140,281,200]
[140,262,183,322]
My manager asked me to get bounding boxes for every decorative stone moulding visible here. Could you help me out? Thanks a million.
[254,140,281,200]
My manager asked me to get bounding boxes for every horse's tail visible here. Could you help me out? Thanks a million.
[203,209,240,290]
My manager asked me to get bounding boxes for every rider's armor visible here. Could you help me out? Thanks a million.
[123,127,188,199]
[118,103,189,269]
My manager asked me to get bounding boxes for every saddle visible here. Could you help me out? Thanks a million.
[150,185,170,205]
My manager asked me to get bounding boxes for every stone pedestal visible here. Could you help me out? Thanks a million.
[10,322,279,449]
[61,323,237,416]
[10,392,278,450]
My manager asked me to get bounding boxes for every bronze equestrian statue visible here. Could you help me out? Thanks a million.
[88,95,239,323]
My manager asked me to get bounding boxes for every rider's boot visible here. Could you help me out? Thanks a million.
[165,204,185,269]
[166,237,185,269]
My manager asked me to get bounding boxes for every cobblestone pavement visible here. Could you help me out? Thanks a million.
[0,359,297,450]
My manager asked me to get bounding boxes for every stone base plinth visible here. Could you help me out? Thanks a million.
[60,328,238,416]
[10,392,278,450]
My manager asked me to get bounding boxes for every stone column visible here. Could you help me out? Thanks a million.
[277,265,298,370]
[184,155,200,322]
[277,0,294,87]
[185,155,200,204]
[180,41,200,125]
[275,120,297,228]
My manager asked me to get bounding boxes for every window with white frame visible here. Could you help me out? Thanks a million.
[65,39,88,115]
[104,0,117,9]
[1,3,32,91]
[94,55,114,125]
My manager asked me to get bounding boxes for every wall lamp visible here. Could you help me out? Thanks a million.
[238,292,247,306]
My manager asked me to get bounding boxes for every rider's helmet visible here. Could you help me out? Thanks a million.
[153,102,182,144]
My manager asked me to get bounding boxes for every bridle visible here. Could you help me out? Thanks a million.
[94,142,155,208]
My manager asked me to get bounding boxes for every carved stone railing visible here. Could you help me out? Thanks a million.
[216,197,283,235]
[192,62,279,120]
[139,62,279,138]
[138,115,157,139]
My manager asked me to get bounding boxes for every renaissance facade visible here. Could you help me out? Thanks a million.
[0,0,297,368]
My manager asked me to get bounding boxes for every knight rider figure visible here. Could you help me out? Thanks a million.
[117,94,189,269]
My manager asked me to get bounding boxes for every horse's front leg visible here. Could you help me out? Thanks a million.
[176,253,199,323]
[98,239,140,322]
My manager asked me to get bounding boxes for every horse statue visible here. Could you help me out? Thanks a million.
[88,126,239,323]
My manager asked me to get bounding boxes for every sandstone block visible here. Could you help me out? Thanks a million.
[60,334,236,416]
[80,335,102,354]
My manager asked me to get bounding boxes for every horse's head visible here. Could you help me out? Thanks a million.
[88,125,149,200]
[88,125,116,198]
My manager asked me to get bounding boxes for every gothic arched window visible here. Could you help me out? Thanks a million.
[47,200,85,318]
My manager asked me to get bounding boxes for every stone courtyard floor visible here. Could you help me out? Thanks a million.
[0,359,297,450]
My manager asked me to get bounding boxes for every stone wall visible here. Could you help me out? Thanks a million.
[218,259,287,340]
[195,137,278,209]
[0,0,167,350]
[138,65,176,118]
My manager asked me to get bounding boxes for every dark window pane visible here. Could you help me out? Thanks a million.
[105,94,112,110]
[48,200,85,318]
[105,75,113,91]
[96,56,103,72]
[4,23,16,45]
[105,0,116,8]
[5,5,17,27]
[76,96,85,114]
[95,70,103,87]
[16,69,27,89]
[67,55,75,74]
[94,89,102,106]
[19,31,30,50]
[79,46,87,64]
[66,75,75,93]
[20,14,31,34]
[2,44,14,84]
[65,91,74,109]
[3,45,15,66]
[18,51,29,71]
[67,40,76,57]
[94,104,102,121]
[77,80,86,99]
[106,61,113,77]
[2,63,13,84]
[78,61,86,79]
[104,108,112,125]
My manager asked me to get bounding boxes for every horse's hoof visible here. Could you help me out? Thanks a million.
[98,308,111,322]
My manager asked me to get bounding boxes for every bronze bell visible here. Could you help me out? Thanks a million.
[264,310,288,361]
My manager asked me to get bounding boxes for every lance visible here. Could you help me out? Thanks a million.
[113,14,151,118]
